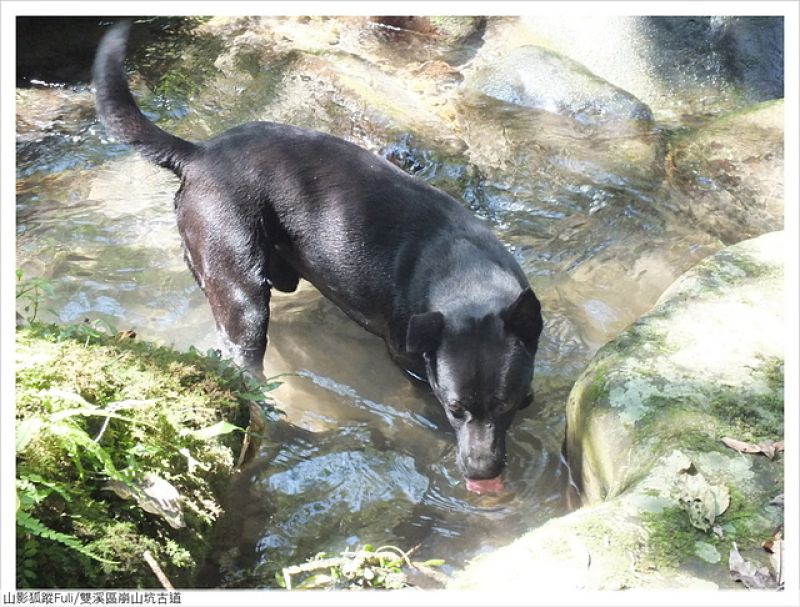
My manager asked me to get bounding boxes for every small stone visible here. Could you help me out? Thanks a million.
[694,541,721,564]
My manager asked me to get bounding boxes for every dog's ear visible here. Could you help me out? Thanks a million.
[406,312,445,354]
[502,287,543,348]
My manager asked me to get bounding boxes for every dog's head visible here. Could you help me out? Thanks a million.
[406,287,543,490]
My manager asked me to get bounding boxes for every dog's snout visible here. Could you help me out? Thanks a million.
[463,451,504,480]
[458,422,506,480]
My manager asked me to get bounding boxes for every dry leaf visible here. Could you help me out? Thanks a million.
[768,539,784,587]
[762,530,782,553]
[673,467,730,531]
[105,472,185,529]
[721,436,784,460]
[729,542,776,589]
[721,436,760,454]
[756,441,776,459]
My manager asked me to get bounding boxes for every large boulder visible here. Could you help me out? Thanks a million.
[565,230,783,503]
[450,231,784,590]
[175,16,467,156]
[456,34,666,194]
[465,44,653,126]
[664,99,784,244]
[510,16,783,124]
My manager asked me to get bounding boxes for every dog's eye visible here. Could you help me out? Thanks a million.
[494,400,514,415]
[447,402,465,418]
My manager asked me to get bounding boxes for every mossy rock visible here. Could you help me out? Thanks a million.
[567,230,783,502]
[15,323,266,588]
[157,16,467,158]
[427,17,485,45]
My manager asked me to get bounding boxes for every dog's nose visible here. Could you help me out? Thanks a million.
[464,452,504,480]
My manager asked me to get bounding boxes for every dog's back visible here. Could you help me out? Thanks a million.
[93,24,525,332]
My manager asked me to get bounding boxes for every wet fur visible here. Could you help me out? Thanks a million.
[93,22,543,481]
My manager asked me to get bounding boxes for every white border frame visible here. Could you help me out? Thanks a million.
[2,3,798,606]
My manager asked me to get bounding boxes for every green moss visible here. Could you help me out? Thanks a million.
[708,383,783,443]
[760,356,784,394]
[640,465,779,572]
[632,357,783,452]
[15,322,278,588]
[637,400,724,453]
[612,323,668,355]
[717,486,765,546]
[641,506,718,569]
[569,513,617,550]
[584,367,610,404]
[688,250,780,296]
[669,99,782,147]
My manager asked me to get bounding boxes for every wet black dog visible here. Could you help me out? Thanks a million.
[93,22,543,491]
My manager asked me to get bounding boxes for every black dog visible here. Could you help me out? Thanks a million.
[93,23,543,492]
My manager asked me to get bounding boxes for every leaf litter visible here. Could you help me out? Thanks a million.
[721,436,784,460]
[729,541,782,590]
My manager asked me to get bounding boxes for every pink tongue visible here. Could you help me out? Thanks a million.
[465,475,504,494]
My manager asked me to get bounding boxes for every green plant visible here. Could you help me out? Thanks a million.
[16,392,181,582]
[277,544,445,590]
[16,270,54,322]
[15,322,284,587]
[15,470,119,584]
[55,318,120,345]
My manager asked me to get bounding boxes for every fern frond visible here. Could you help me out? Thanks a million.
[16,510,118,564]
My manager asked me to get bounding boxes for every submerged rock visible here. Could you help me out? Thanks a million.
[165,17,468,164]
[450,231,784,590]
[665,99,784,244]
[370,16,485,47]
[456,42,665,216]
[212,424,432,580]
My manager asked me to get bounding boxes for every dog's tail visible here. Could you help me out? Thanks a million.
[93,21,197,175]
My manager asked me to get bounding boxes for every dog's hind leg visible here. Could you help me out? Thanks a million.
[205,274,271,381]
[178,200,271,380]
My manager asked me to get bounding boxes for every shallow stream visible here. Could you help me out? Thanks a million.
[16,15,778,586]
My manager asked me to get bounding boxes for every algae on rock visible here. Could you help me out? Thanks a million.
[566,231,783,504]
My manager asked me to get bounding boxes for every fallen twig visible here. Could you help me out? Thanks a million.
[410,561,450,586]
[143,550,174,590]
